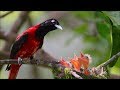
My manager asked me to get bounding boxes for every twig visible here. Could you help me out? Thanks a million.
[97,52,120,68]
[0,49,60,67]
[110,74,120,79]
[70,71,83,79]
[0,11,13,18]
[0,58,55,64]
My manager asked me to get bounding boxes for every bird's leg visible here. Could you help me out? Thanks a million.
[30,56,34,60]
[30,56,39,65]
[30,56,36,64]
[30,55,40,65]
[18,57,22,65]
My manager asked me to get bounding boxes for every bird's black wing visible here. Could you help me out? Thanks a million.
[6,33,28,71]
[10,33,28,58]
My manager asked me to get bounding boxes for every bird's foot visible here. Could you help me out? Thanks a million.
[29,56,39,65]
[35,59,40,65]
[30,56,34,60]
[18,57,22,65]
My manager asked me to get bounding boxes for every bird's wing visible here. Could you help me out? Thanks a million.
[6,33,28,71]
[10,33,28,59]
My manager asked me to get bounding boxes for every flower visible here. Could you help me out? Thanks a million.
[59,52,92,75]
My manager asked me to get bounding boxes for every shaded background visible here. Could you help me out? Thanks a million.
[0,11,120,79]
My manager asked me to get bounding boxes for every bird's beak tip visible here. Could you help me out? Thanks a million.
[55,25,63,30]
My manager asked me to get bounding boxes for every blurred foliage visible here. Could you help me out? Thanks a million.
[72,11,95,20]
[0,11,120,78]
[101,11,120,68]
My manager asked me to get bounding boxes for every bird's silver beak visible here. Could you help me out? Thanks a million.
[55,25,63,30]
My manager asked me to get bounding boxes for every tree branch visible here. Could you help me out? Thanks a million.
[0,11,13,18]
[0,58,58,66]
[0,49,60,68]
[0,50,120,74]
[97,52,120,68]
[0,50,119,79]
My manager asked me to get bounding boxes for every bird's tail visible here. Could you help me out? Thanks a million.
[8,64,21,79]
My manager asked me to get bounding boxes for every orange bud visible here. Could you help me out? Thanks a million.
[59,58,71,68]
[78,53,89,69]
[70,58,82,72]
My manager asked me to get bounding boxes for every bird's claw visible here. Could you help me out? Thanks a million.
[35,59,40,65]
[18,57,22,65]
[29,59,40,65]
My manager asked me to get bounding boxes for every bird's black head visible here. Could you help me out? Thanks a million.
[36,18,63,39]
[40,18,63,31]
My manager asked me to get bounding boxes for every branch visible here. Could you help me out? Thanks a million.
[88,52,120,79]
[109,74,120,79]
[0,11,13,18]
[0,58,99,79]
[0,50,61,69]
[0,50,119,79]
[97,52,120,68]
[0,58,59,66]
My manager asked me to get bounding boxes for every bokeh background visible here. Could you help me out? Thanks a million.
[0,11,120,79]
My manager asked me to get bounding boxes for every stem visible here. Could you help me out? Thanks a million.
[0,11,13,18]
[97,52,120,68]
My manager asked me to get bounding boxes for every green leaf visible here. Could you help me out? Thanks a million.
[109,26,120,67]
[102,11,120,67]
[95,11,111,42]
[103,11,120,26]
[96,21,111,39]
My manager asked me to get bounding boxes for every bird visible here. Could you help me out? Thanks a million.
[6,18,63,79]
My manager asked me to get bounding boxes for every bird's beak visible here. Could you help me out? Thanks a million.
[55,25,63,30]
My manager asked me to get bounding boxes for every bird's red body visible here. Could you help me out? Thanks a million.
[7,18,62,79]
[9,24,44,79]
[14,24,43,59]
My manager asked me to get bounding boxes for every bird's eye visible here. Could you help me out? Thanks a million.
[51,20,55,23]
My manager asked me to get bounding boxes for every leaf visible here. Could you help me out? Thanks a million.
[103,11,120,26]
[95,12,111,40]
[109,26,120,67]
[102,11,120,67]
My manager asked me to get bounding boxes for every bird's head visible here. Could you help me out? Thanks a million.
[36,18,63,39]
[40,18,63,31]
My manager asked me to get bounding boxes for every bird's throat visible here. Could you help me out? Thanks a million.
[35,26,49,40]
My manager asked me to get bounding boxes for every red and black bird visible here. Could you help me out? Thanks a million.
[6,18,63,79]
